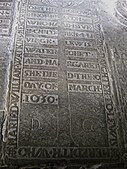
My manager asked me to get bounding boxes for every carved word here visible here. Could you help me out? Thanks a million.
[0,9,11,17]
[27,12,58,20]
[0,2,13,8]
[62,8,91,16]
[63,15,92,23]
[17,147,119,158]
[23,81,58,91]
[0,18,10,25]
[28,5,58,13]
[68,83,102,93]
[24,58,58,67]
[22,94,58,105]
[65,40,94,48]
[65,30,94,39]
[67,72,101,81]
[66,49,97,58]
[67,60,99,70]
[27,20,58,27]
[63,22,93,31]
[25,47,58,55]
[26,28,58,36]
[0,28,9,34]
[23,69,58,79]
[26,37,58,45]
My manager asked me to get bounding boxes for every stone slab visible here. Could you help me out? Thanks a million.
[0,0,127,168]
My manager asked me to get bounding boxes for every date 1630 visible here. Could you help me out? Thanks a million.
[22,94,58,105]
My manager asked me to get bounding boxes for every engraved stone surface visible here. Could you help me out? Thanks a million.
[0,0,15,36]
[6,0,120,162]
[0,0,127,168]
[0,0,15,110]
[0,38,10,110]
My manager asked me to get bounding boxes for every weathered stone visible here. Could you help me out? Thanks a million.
[0,0,127,168]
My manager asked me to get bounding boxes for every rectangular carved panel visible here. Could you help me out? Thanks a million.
[6,0,121,166]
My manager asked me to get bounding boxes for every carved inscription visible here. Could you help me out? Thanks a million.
[63,22,93,31]
[17,147,119,159]
[67,72,101,81]
[7,0,120,161]
[22,94,58,104]
[62,8,91,16]
[0,2,13,8]
[23,81,58,91]
[7,0,26,149]
[24,58,58,67]
[27,20,58,27]
[65,39,95,48]
[23,69,58,79]
[68,83,102,93]
[28,5,58,13]
[66,49,97,58]
[66,60,99,70]
[25,47,58,55]
[27,12,58,20]
[25,37,58,45]
[65,31,94,39]
[26,28,58,36]
[63,15,92,23]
